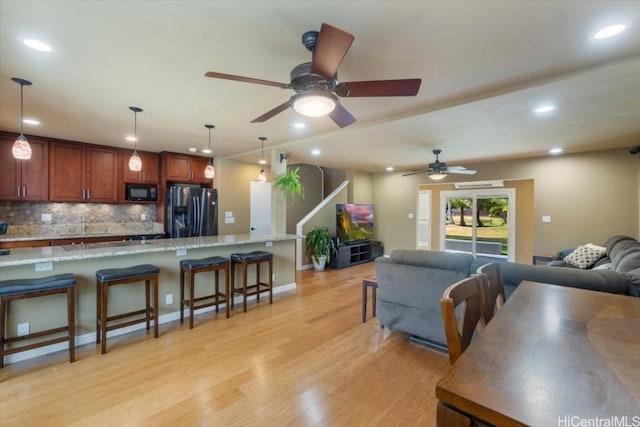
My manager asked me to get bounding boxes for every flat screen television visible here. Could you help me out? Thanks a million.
[336,203,374,244]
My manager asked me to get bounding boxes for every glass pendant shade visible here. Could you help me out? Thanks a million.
[204,124,215,179]
[12,135,32,160]
[128,106,143,171]
[258,169,267,182]
[292,91,337,117]
[204,162,215,179]
[129,150,142,171]
[11,77,32,160]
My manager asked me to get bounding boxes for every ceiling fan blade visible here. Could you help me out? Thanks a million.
[205,71,289,89]
[328,103,356,128]
[447,167,477,175]
[310,23,354,80]
[335,79,421,97]
[251,100,291,123]
[401,170,429,177]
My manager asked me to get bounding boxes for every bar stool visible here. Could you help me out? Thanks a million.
[180,256,230,329]
[0,273,76,368]
[230,251,273,312]
[96,264,159,354]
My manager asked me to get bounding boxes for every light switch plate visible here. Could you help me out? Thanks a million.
[35,262,53,272]
[266,241,273,247]
[176,249,187,256]
[542,215,551,223]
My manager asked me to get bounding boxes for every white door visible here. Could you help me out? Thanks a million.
[250,181,272,236]
[417,190,431,250]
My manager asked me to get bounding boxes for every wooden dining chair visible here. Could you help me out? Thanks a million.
[477,263,506,326]
[440,274,487,364]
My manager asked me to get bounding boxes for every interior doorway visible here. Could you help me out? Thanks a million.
[250,181,272,235]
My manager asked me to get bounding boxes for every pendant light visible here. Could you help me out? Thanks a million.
[204,124,215,179]
[11,77,33,160]
[258,137,267,182]
[128,106,143,171]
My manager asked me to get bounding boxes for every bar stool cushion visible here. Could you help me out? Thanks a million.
[180,256,229,270]
[230,251,273,262]
[0,273,76,297]
[96,264,159,282]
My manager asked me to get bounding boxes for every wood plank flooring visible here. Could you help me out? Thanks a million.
[0,262,450,426]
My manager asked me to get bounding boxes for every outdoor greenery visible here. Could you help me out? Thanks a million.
[445,198,510,254]
[273,166,304,204]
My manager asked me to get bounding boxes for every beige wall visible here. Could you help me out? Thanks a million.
[373,148,639,259]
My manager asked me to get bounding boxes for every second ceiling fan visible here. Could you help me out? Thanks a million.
[402,149,477,180]
[204,23,421,128]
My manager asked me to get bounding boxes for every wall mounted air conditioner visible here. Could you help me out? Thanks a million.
[454,180,504,189]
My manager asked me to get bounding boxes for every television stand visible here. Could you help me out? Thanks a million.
[329,240,382,269]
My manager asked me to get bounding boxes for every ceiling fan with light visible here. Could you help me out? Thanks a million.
[402,149,477,180]
[204,23,421,128]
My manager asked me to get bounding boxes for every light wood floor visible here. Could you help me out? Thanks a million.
[0,262,450,426]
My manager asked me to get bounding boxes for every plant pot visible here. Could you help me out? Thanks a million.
[312,255,328,271]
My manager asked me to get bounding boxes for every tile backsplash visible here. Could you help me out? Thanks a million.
[0,202,162,238]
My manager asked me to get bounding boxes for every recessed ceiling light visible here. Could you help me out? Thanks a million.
[533,105,555,114]
[293,122,306,129]
[125,136,137,142]
[188,147,197,153]
[593,24,628,40]
[549,148,563,155]
[311,149,321,156]
[202,148,212,154]
[386,166,394,172]
[259,159,267,165]
[23,118,41,125]
[21,38,52,52]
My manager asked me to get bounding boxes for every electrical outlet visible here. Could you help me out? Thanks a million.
[17,322,29,337]
[166,294,173,305]
[141,213,146,221]
[266,241,273,247]
[176,249,187,256]
[41,213,52,222]
[35,262,53,272]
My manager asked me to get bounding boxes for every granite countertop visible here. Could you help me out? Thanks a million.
[0,234,299,267]
[0,222,166,243]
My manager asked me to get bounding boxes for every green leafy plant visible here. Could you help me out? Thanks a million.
[305,225,336,264]
[273,166,304,204]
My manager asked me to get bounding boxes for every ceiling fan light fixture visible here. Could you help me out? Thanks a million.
[11,77,33,160]
[292,91,337,117]
[428,172,447,181]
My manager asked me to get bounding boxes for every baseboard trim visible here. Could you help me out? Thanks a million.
[4,282,297,365]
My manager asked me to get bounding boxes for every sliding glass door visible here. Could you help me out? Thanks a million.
[440,189,515,261]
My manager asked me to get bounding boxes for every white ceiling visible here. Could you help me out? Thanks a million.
[1,1,639,173]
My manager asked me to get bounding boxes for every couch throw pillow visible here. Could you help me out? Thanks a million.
[563,244,606,269]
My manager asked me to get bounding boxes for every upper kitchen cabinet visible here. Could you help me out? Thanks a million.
[50,141,118,203]
[161,152,213,185]
[120,149,159,184]
[0,132,49,201]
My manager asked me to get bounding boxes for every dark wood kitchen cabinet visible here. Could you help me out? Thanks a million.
[49,142,118,203]
[161,152,213,184]
[120,149,159,184]
[0,133,49,201]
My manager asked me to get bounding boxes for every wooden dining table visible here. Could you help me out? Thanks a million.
[435,281,640,427]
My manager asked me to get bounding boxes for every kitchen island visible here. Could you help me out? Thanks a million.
[0,234,297,362]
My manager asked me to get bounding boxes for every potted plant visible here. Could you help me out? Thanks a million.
[273,166,304,204]
[305,225,336,271]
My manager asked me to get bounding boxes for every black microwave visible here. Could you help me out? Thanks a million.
[125,184,158,202]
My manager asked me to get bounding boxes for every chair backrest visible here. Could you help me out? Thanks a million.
[440,274,486,364]
[478,262,506,325]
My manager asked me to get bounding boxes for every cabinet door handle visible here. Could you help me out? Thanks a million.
[17,186,21,198]
[87,189,90,200]
[22,186,26,198]
[82,189,86,199]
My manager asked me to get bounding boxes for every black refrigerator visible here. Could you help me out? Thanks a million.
[166,185,218,238]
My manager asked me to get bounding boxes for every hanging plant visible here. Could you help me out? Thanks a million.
[273,166,304,204]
